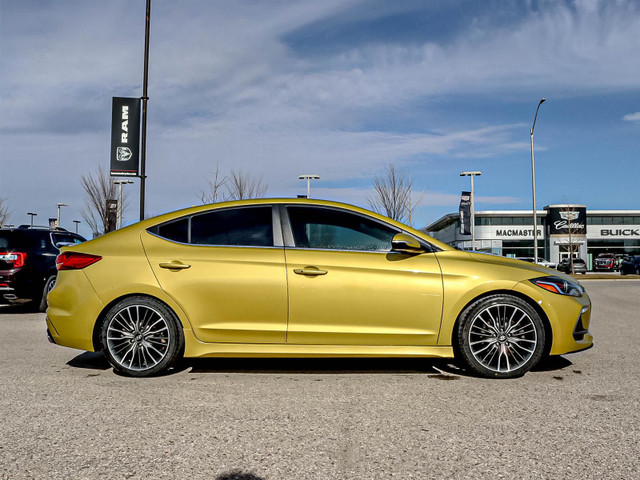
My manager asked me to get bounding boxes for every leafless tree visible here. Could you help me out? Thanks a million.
[225,168,268,200]
[199,163,227,204]
[200,166,268,204]
[561,203,582,274]
[81,166,124,237]
[367,164,422,225]
[0,198,10,226]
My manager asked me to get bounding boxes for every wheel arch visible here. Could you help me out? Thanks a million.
[92,293,186,353]
[451,289,553,358]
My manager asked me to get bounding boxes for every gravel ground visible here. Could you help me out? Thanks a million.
[1,280,638,479]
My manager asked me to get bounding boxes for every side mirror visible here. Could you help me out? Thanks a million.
[391,233,424,254]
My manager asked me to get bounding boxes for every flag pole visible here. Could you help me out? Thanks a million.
[139,0,151,221]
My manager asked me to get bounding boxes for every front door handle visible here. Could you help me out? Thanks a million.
[159,261,191,270]
[293,267,327,276]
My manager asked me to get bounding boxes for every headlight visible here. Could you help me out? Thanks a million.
[530,276,584,297]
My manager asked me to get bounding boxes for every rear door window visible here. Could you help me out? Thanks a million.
[148,206,274,247]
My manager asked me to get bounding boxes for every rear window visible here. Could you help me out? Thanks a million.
[51,233,85,248]
[0,232,18,250]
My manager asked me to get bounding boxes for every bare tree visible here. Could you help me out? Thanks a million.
[560,203,582,274]
[81,166,123,237]
[200,166,268,204]
[225,168,268,200]
[0,198,9,226]
[199,163,227,204]
[367,164,422,225]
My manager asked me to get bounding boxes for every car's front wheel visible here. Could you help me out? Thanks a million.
[456,294,545,378]
[100,296,184,377]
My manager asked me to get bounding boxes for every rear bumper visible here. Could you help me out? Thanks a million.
[46,271,103,352]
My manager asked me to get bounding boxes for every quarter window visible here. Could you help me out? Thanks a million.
[287,206,397,251]
[154,218,189,244]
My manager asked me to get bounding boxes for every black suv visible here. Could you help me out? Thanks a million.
[0,226,85,311]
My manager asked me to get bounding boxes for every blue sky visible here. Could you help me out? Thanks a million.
[1,0,639,237]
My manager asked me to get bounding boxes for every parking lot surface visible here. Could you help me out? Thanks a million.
[1,280,639,479]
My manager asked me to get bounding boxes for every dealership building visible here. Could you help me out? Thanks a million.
[425,205,640,269]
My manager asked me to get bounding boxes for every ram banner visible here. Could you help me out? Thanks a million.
[110,97,141,177]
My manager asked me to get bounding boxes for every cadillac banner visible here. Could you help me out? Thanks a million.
[459,191,471,235]
[110,97,141,177]
[547,205,587,235]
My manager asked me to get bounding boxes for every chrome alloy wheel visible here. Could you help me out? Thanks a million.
[467,303,537,374]
[106,304,171,372]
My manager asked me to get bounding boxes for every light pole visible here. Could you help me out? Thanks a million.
[298,175,320,198]
[460,171,482,250]
[113,179,134,229]
[27,212,37,227]
[530,97,546,263]
[56,203,68,228]
[73,220,81,234]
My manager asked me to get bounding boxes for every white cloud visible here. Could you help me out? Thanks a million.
[623,112,640,122]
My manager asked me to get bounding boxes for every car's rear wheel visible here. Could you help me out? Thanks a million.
[100,296,184,377]
[38,275,57,312]
[456,295,545,378]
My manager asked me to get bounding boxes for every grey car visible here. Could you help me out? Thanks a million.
[557,258,587,275]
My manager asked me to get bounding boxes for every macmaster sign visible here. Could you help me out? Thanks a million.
[110,97,141,177]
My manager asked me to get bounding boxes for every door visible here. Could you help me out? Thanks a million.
[142,205,288,344]
[283,205,443,346]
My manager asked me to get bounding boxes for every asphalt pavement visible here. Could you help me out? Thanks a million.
[1,280,639,479]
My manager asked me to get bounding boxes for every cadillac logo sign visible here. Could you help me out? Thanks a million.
[548,205,587,235]
[559,211,579,221]
[110,97,141,177]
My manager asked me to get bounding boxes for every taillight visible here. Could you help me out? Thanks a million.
[0,252,27,268]
[56,252,102,270]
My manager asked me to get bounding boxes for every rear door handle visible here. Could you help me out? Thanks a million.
[293,267,327,276]
[159,261,191,270]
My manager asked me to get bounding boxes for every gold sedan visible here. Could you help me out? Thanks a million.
[47,199,593,378]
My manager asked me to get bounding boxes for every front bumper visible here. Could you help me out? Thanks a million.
[513,280,593,355]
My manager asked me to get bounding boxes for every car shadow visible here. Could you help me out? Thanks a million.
[67,351,111,370]
[532,355,573,372]
[65,352,574,378]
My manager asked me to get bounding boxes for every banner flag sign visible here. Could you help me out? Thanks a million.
[459,191,471,235]
[110,97,141,177]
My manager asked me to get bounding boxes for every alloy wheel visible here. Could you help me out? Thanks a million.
[106,304,171,372]
[467,303,538,374]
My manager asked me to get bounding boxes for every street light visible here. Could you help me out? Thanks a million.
[73,220,81,234]
[113,179,134,229]
[27,212,37,227]
[56,203,68,228]
[460,171,482,250]
[298,175,320,199]
[530,97,546,263]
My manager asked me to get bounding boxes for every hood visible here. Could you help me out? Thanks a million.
[467,252,568,277]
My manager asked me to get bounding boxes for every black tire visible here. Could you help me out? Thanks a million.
[100,296,184,377]
[39,275,57,312]
[456,294,546,379]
